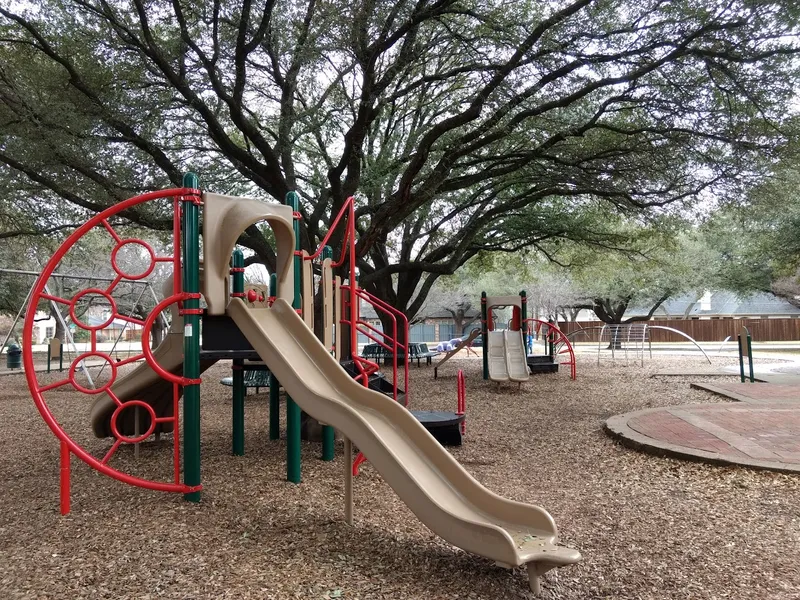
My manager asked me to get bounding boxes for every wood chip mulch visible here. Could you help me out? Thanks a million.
[1,354,798,599]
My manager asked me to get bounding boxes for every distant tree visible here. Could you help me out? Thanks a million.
[563,225,718,324]
[704,150,800,308]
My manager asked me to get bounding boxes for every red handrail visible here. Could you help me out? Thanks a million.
[524,318,577,380]
[355,288,409,402]
[456,370,466,435]
[304,197,354,262]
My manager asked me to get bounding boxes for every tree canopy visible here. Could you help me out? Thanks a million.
[565,225,719,323]
[1,0,799,323]
[703,147,800,307]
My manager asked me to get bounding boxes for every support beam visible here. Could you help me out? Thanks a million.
[182,171,202,503]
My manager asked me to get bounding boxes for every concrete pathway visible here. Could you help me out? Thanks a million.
[607,366,800,474]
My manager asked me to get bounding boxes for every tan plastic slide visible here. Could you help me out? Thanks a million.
[90,273,217,438]
[505,329,530,382]
[227,298,580,591]
[488,330,529,383]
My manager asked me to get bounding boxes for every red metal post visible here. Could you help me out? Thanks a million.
[457,370,466,435]
[60,440,70,515]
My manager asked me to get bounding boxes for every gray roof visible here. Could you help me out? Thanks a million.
[628,291,800,318]
[359,302,479,320]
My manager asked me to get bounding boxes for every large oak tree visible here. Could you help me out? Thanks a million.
[1,0,798,337]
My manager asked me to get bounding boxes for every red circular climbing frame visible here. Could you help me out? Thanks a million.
[22,187,201,496]
[111,239,157,281]
[69,352,116,395]
[110,400,157,444]
[69,289,117,330]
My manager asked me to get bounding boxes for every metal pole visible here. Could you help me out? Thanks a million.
[344,437,353,525]
[286,191,302,484]
[0,282,34,352]
[747,334,755,383]
[738,333,746,383]
[231,249,245,456]
[134,405,140,459]
[481,292,488,380]
[181,172,202,503]
[0,268,120,281]
[269,272,281,441]
[321,246,335,462]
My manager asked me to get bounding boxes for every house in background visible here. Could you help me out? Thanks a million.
[628,291,800,320]
[358,304,481,344]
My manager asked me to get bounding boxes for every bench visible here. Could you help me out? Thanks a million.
[220,366,273,393]
[360,343,439,367]
[408,343,439,366]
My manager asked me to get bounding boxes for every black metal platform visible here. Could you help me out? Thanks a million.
[527,355,559,374]
[339,360,406,402]
[411,411,464,446]
[340,362,461,445]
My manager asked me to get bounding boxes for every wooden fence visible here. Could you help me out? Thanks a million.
[558,318,800,343]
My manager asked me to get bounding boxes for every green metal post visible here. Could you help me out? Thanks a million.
[747,334,755,383]
[47,344,51,373]
[738,333,746,383]
[321,246,335,461]
[286,191,302,483]
[481,291,488,380]
[182,172,202,503]
[231,249,245,456]
[269,272,281,440]
[549,319,556,359]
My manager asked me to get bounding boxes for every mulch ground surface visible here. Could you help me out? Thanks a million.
[1,355,799,599]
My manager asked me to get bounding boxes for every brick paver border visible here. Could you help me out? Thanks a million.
[690,382,800,404]
[605,403,800,475]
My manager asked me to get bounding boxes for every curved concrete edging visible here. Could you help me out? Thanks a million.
[604,405,800,475]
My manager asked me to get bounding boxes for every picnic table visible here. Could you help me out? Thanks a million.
[220,364,272,393]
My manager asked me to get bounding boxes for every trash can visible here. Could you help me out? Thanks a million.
[6,342,22,369]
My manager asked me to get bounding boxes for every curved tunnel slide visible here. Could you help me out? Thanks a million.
[89,333,217,437]
[227,298,579,588]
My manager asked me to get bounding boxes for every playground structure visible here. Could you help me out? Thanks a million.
[525,318,577,380]
[481,292,530,385]
[580,323,713,366]
[21,176,580,594]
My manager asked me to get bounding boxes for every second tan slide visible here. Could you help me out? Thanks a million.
[227,298,579,592]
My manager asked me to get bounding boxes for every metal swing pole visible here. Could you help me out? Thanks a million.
[99,282,149,378]
[0,283,34,352]
[44,283,95,389]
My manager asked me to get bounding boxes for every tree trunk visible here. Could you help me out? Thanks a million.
[49,304,65,342]
[151,313,167,348]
